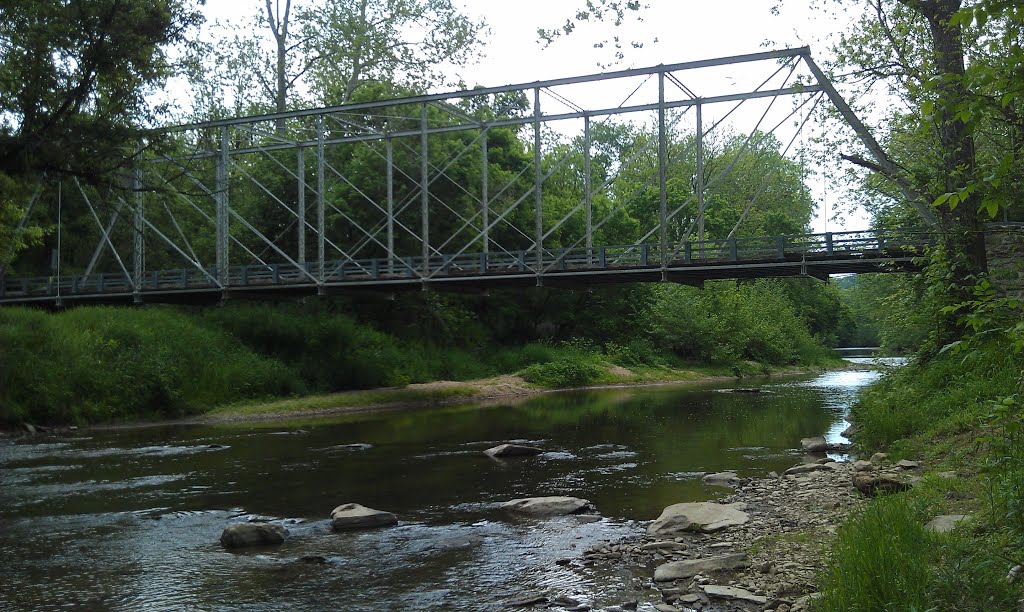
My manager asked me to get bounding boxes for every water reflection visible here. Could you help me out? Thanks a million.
[0,364,892,611]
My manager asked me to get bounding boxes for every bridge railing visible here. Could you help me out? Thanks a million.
[0,228,933,301]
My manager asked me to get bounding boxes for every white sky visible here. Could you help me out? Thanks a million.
[197,0,870,232]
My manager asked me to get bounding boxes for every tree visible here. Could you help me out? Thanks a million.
[0,0,204,272]
[822,0,1023,341]
[0,0,204,181]
[302,0,486,106]
[188,0,485,119]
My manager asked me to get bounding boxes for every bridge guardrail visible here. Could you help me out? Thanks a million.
[0,228,934,301]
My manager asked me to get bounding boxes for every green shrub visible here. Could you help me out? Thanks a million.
[818,495,933,611]
[0,306,300,426]
[521,358,603,388]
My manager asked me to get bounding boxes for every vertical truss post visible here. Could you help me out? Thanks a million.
[317,117,326,285]
[133,166,144,302]
[386,134,395,273]
[584,114,592,259]
[696,102,705,244]
[481,127,489,258]
[215,126,230,288]
[420,102,430,277]
[533,87,543,275]
[658,69,668,272]
[297,146,306,264]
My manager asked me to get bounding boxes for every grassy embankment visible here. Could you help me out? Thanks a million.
[816,344,1024,610]
[0,291,841,427]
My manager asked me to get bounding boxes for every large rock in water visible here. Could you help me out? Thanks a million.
[801,436,829,452]
[500,496,594,516]
[647,502,749,536]
[702,471,740,488]
[220,523,289,548]
[484,443,543,458]
[653,553,749,581]
[330,503,398,530]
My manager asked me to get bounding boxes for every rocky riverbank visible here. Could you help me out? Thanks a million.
[548,454,925,612]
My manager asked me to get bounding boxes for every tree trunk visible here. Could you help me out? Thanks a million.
[912,0,988,275]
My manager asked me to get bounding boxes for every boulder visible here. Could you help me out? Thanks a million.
[869,452,888,465]
[647,502,749,536]
[702,585,768,605]
[702,471,740,488]
[784,463,832,476]
[800,436,829,452]
[501,496,594,516]
[896,459,920,470]
[925,514,967,533]
[330,503,398,530]
[653,553,750,581]
[852,460,874,472]
[484,443,543,458]
[220,522,289,548]
[852,473,914,496]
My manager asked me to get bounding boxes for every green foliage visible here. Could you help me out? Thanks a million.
[0,0,204,178]
[819,492,1021,612]
[852,348,1022,450]
[0,306,298,426]
[646,280,834,367]
[818,495,934,612]
[521,358,603,388]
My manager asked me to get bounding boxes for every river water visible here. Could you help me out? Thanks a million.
[0,360,902,611]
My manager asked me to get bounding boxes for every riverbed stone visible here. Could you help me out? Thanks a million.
[702,471,740,488]
[501,496,594,516]
[484,443,543,458]
[784,463,832,476]
[852,473,914,496]
[653,553,750,581]
[896,459,920,470]
[702,585,768,604]
[925,514,967,533]
[853,460,874,472]
[869,452,888,464]
[219,522,289,548]
[800,436,828,452]
[647,502,749,536]
[330,503,398,530]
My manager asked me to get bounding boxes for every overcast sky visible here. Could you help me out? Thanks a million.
[198,0,869,231]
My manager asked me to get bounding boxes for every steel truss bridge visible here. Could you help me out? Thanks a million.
[1,48,932,307]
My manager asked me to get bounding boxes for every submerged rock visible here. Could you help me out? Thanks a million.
[702,471,740,488]
[500,496,594,516]
[220,522,289,548]
[484,443,543,458]
[800,436,829,452]
[647,502,749,536]
[653,552,749,581]
[330,503,398,530]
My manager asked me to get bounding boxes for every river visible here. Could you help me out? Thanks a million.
[0,359,902,611]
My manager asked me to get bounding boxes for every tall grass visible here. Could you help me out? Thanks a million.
[0,307,300,425]
[818,495,933,611]
[852,349,1023,450]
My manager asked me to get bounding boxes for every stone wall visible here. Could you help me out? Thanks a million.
[986,223,1024,296]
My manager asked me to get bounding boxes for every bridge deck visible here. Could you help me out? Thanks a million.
[0,230,929,306]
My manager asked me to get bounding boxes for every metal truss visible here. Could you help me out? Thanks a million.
[1,47,920,305]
